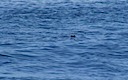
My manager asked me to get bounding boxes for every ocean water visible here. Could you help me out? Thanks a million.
[0,0,128,80]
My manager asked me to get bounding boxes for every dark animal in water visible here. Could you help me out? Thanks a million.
[70,35,76,37]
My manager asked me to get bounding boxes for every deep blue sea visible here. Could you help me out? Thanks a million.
[0,0,128,80]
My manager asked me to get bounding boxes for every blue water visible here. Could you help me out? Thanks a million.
[0,0,128,80]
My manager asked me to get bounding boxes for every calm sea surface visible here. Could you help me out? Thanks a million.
[0,0,128,80]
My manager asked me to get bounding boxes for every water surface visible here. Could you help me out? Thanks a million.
[0,0,128,80]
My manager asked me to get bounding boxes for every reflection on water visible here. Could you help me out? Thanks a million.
[0,0,128,80]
